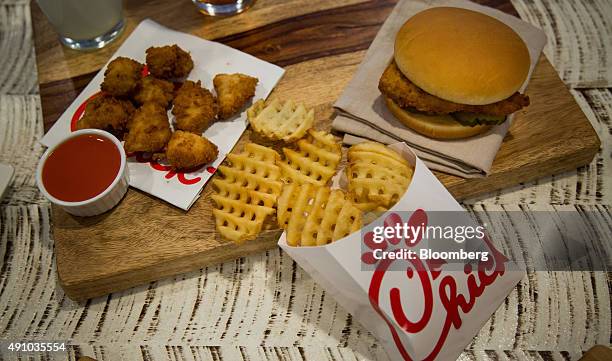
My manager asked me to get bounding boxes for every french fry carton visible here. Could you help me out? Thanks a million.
[278,143,524,360]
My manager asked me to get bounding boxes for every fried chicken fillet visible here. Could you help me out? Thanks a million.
[213,73,258,119]
[145,44,194,79]
[76,95,135,132]
[378,61,529,116]
[124,102,172,153]
[172,80,217,134]
[166,130,219,170]
[133,75,175,107]
[101,57,143,97]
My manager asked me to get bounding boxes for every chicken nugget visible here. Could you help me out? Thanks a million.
[101,57,143,97]
[133,75,175,108]
[124,102,172,153]
[172,80,217,134]
[76,95,135,132]
[213,73,258,119]
[145,44,194,79]
[166,130,219,170]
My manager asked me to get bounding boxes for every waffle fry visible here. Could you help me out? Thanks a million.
[212,143,283,243]
[347,142,413,212]
[277,183,362,247]
[279,130,341,185]
[247,99,314,142]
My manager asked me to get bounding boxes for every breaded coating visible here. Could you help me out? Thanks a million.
[378,61,529,116]
[213,73,258,119]
[166,130,219,170]
[124,103,172,153]
[101,57,143,97]
[145,44,194,79]
[172,80,217,134]
[76,95,135,132]
[133,75,175,107]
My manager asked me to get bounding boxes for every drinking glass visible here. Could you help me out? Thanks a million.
[192,0,255,16]
[36,0,125,50]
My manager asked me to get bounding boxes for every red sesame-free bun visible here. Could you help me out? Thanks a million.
[384,97,490,139]
[394,7,530,105]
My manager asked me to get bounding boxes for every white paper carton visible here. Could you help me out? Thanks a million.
[279,143,524,360]
[41,19,285,210]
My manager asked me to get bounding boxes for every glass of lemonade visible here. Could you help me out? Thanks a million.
[36,0,125,50]
[192,0,255,16]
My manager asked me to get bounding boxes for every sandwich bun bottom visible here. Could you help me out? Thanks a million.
[384,97,490,139]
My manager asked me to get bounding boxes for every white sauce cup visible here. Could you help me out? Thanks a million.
[36,129,129,216]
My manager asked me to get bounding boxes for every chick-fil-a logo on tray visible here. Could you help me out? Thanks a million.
[70,91,216,186]
[133,151,216,186]
[361,210,508,360]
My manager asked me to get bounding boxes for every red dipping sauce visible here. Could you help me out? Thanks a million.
[42,134,121,202]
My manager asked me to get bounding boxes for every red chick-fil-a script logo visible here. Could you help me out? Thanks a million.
[132,152,215,185]
[361,210,508,360]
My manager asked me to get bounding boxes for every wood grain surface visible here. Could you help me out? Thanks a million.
[579,345,612,361]
[512,0,612,88]
[31,0,601,300]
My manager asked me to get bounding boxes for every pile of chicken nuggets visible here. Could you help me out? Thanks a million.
[76,44,259,170]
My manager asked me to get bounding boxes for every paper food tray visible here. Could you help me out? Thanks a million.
[41,19,285,210]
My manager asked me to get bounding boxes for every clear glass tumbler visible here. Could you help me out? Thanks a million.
[36,0,125,50]
[192,0,255,16]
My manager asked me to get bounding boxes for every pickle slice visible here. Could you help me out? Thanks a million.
[452,112,507,127]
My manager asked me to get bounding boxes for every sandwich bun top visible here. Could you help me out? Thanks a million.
[394,7,530,106]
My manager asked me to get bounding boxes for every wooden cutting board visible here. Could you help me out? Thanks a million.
[31,0,600,300]
[579,346,612,361]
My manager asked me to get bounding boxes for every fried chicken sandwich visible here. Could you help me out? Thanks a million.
[379,7,531,139]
